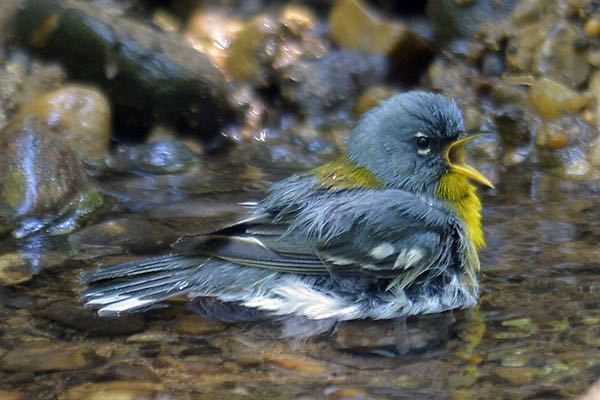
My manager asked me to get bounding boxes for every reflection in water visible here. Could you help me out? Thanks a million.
[0,167,599,399]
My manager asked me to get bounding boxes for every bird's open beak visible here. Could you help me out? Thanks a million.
[444,134,494,189]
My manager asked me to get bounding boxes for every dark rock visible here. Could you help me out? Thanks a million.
[427,0,518,45]
[0,118,103,238]
[106,140,199,175]
[280,50,386,125]
[39,298,146,336]
[9,0,232,142]
[335,313,454,355]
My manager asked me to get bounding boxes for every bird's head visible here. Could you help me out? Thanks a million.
[347,91,493,195]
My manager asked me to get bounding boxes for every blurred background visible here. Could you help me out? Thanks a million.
[1,0,600,399]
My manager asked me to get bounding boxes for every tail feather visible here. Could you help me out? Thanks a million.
[81,255,203,317]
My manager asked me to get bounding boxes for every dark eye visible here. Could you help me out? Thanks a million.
[415,134,431,154]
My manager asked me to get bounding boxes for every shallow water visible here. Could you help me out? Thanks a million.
[1,163,599,400]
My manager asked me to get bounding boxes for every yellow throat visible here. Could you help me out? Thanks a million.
[438,172,484,251]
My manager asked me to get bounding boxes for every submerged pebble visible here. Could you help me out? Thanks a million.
[0,342,102,372]
[58,381,165,400]
[0,253,32,286]
[106,140,199,175]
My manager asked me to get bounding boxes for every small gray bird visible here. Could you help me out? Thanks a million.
[82,92,493,329]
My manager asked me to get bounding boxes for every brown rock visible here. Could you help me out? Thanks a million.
[172,315,227,335]
[18,85,112,162]
[264,352,328,373]
[224,15,278,84]
[185,10,243,72]
[0,342,102,372]
[59,381,164,400]
[528,78,593,120]
[0,391,28,400]
[534,22,590,88]
[585,16,600,38]
[355,86,396,117]
[329,0,433,82]
[280,4,316,37]
[0,252,32,286]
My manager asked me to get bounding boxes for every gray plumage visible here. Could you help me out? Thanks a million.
[81,92,481,327]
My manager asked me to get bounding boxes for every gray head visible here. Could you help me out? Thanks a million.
[348,91,491,194]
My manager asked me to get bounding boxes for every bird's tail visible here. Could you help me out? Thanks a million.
[81,254,203,317]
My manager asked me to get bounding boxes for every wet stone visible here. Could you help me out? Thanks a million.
[528,78,593,120]
[0,118,102,238]
[0,252,32,286]
[280,50,386,124]
[354,86,396,117]
[58,381,165,400]
[263,351,329,373]
[534,22,590,88]
[93,363,158,382]
[106,140,200,175]
[38,299,146,336]
[224,14,278,84]
[17,85,112,163]
[329,0,433,82]
[0,342,102,372]
[171,315,228,335]
[427,0,518,43]
[0,391,28,400]
[335,314,454,355]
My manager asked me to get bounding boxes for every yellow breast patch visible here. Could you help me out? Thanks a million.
[438,172,485,251]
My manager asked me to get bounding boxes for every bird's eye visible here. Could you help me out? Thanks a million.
[415,134,431,155]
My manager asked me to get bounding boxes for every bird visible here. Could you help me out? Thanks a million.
[81,91,493,330]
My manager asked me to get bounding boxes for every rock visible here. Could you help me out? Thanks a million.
[10,0,232,142]
[69,215,218,254]
[263,352,328,373]
[528,78,592,120]
[93,363,158,382]
[39,298,146,336]
[0,252,32,286]
[18,85,111,163]
[329,0,433,82]
[427,0,518,44]
[491,366,540,385]
[0,342,102,372]
[58,381,165,400]
[585,16,600,39]
[505,21,548,72]
[280,50,386,124]
[171,315,227,335]
[106,140,199,174]
[0,391,28,400]
[493,104,533,147]
[354,86,396,117]
[280,4,317,37]
[185,9,243,72]
[335,314,453,355]
[0,118,103,238]
[224,14,278,84]
[534,22,590,88]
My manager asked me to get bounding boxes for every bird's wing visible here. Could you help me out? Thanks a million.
[172,189,461,288]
